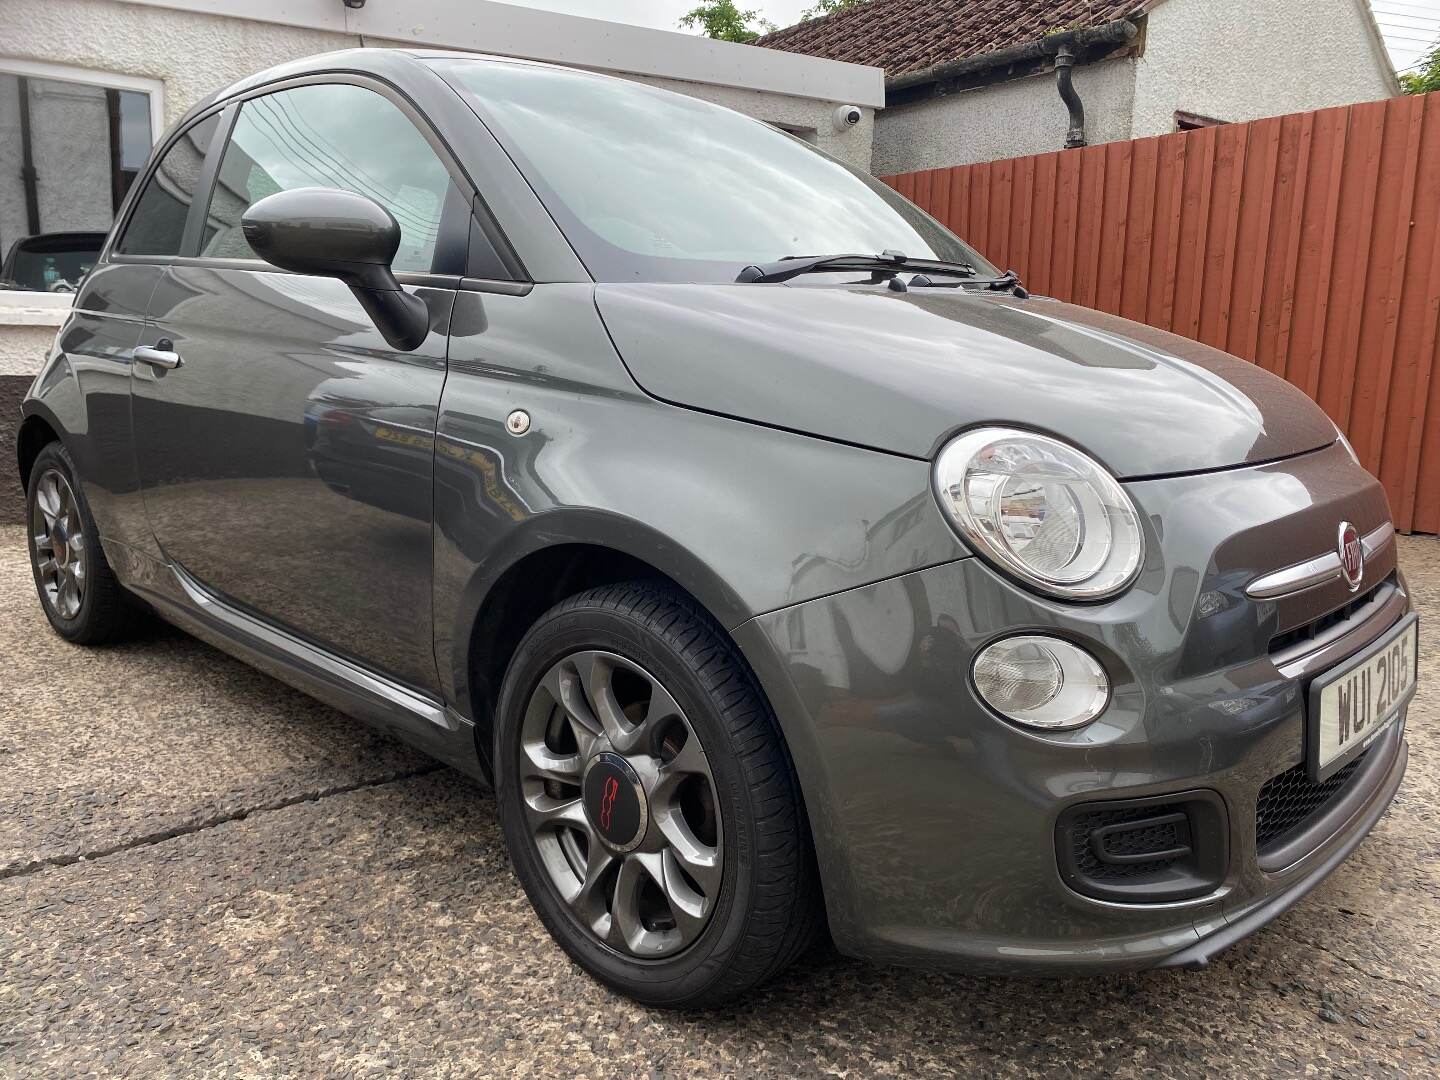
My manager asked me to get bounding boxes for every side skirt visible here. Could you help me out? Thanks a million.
[104,538,489,785]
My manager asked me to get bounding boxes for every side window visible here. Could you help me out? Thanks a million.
[116,113,220,256]
[200,84,459,275]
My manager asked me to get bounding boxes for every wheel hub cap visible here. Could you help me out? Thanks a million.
[30,468,86,620]
[582,752,648,852]
[519,649,723,959]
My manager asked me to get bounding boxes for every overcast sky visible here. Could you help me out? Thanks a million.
[1371,1,1440,74]
[493,1,1440,76]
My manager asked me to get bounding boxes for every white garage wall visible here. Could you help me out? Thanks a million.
[0,0,883,370]
[0,0,878,167]
[872,58,1137,175]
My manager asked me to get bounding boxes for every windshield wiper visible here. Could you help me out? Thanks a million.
[736,250,979,285]
[906,268,1031,298]
[982,269,1029,298]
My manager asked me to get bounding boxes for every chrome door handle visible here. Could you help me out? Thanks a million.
[133,340,182,370]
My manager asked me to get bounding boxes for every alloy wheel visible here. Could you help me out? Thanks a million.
[519,649,722,959]
[31,468,87,620]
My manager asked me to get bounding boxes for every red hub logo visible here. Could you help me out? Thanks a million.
[1338,521,1364,591]
[599,776,619,831]
[583,752,646,851]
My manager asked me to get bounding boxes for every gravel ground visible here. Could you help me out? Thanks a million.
[2,527,1438,1078]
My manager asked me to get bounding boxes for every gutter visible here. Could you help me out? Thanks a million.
[886,18,1141,148]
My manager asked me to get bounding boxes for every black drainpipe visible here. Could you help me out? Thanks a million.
[887,18,1139,152]
[1054,46,1086,148]
[17,75,42,235]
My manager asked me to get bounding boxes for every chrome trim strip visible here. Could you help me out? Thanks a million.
[171,564,456,732]
[1361,521,1396,560]
[1246,522,1394,600]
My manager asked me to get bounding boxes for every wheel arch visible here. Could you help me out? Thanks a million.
[15,405,64,494]
[446,512,753,779]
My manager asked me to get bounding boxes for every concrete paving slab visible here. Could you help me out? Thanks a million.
[1,528,1437,1077]
[0,528,432,878]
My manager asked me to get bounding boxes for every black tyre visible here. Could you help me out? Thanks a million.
[494,581,822,1008]
[25,441,136,645]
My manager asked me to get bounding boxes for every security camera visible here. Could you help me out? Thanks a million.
[833,105,863,132]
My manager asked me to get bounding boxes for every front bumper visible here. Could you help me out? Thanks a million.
[734,442,1413,973]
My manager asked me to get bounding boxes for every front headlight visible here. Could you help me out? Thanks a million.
[933,427,1144,600]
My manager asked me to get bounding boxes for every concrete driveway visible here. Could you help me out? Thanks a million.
[3,525,1438,1078]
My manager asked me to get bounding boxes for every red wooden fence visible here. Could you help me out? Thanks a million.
[882,92,1440,534]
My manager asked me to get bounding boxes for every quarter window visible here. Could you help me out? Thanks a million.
[200,84,459,275]
[116,113,220,257]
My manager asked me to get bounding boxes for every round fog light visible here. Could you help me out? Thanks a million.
[972,636,1110,730]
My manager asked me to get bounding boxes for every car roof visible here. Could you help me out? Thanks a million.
[175,48,600,134]
[215,48,587,102]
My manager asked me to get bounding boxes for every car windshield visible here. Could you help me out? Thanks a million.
[434,59,994,284]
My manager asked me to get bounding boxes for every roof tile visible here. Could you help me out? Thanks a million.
[758,0,1142,78]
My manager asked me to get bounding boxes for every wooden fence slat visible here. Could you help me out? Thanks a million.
[883,92,1440,531]
[1054,149,1082,301]
[1327,99,1388,437]
[1363,97,1422,477]
[1097,140,1132,313]
[1120,137,1159,323]
[1397,93,1440,531]
[1229,116,1282,360]
[1012,154,1035,282]
[1147,134,1186,331]
[1031,152,1057,297]
[1201,123,1249,349]
[1272,111,1316,382]
[1175,124,1217,341]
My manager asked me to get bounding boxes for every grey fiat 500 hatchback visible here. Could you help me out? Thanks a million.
[17,50,1418,1007]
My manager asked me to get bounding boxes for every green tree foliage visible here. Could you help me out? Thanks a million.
[679,1,775,43]
[1399,42,1440,94]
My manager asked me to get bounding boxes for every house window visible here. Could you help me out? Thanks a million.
[0,61,163,293]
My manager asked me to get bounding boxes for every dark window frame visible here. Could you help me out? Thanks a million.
[110,72,525,290]
[107,102,230,265]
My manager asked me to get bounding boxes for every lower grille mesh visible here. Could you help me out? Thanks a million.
[1255,750,1369,852]
[1069,808,1183,881]
[1056,792,1227,902]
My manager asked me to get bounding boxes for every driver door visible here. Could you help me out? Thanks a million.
[132,81,469,692]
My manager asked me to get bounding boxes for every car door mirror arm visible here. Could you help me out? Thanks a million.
[345,271,433,353]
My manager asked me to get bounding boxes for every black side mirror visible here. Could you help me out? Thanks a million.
[240,187,430,351]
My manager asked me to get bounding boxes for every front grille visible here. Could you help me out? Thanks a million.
[1269,576,1392,657]
[1255,749,1370,853]
[1056,792,1228,903]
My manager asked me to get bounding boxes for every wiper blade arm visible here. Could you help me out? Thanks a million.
[981,269,1030,298]
[736,250,979,285]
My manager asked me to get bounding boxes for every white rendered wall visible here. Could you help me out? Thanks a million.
[1131,0,1396,137]
[872,59,1136,174]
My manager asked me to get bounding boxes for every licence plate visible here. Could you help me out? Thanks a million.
[1308,614,1419,781]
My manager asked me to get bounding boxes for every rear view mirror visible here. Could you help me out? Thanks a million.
[240,187,430,351]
